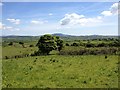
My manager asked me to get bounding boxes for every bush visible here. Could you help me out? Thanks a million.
[8,42,13,46]
[97,43,107,47]
[29,45,34,47]
[59,47,118,55]
[71,42,79,46]
[66,43,69,46]
[5,56,9,59]
[85,43,95,48]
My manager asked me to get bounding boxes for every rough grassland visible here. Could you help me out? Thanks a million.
[2,55,118,88]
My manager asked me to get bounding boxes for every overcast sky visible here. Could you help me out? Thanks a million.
[1,2,118,36]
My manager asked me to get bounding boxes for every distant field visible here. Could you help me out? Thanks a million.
[2,55,118,88]
[2,44,38,59]
[2,36,119,88]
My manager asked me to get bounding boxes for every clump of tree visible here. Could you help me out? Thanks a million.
[29,45,34,47]
[8,42,13,46]
[19,42,25,48]
[65,43,69,46]
[34,34,64,55]
[59,47,118,55]
[85,42,95,48]
[71,42,79,46]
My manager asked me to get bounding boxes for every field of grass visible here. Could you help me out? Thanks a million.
[2,36,119,88]
[2,55,118,88]
[2,44,37,59]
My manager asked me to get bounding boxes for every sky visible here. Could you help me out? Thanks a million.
[1,2,118,36]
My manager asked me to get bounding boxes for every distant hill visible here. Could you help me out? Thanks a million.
[1,33,119,42]
[52,33,72,37]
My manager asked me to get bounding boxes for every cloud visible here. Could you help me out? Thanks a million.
[110,3,118,15]
[0,22,3,29]
[101,11,112,16]
[60,13,102,26]
[3,26,20,31]
[31,20,48,24]
[101,3,118,16]
[31,20,42,24]
[1,22,20,31]
[0,3,3,6]
[7,18,21,24]
[48,13,53,16]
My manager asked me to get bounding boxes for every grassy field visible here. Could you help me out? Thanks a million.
[2,55,118,88]
[2,44,37,59]
[2,36,119,88]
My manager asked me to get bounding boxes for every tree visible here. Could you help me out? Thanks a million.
[54,36,64,51]
[19,42,25,48]
[66,43,69,46]
[29,45,34,47]
[36,34,63,55]
[86,42,94,48]
[71,42,79,46]
[36,34,55,55]
[8,42,13,46]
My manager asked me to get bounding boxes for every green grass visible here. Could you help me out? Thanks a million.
[2,55,118,88]
[2,45,38,59]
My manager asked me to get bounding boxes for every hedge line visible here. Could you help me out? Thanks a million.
[59,47,119,55]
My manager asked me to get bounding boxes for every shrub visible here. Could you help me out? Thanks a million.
[29,45,34,47]
[8,42,13,46]
[5,56,9,59]
[59,47,118,55]
[97,43,107,47]
[71,42,79,46]
[85,43,95,48]
[66,43,69,46]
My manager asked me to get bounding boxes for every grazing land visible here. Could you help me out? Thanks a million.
[1,34,119,88]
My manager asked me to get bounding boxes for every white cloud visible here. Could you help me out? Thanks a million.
[1,23,20,31]
[31,20,42,24]
[4,26,13,30]
[0,22,3,29]
[15,28,20,31]
[4,26,20,31]
[48,13,53,16]
[110,3,118,15]
[101,11,112,16]
[101,3,118,16]
[7,18,21,24]
[60,13,102,26]
[31,20,48,24]
[0,3,3,6]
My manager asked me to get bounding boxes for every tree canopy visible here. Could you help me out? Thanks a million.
[36,34,64,55]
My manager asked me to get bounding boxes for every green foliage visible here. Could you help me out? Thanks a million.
[59,47,119,55]
[54,36,64,51]
[19,42,24,45]
[85,42,95,48]
[36,34,64,55]
[71,42,79,46]
[65,43,69,46]
[8,42,13,46]
[29,45,34,47]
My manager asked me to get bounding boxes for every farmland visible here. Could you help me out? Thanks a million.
[2,55,118,88]
[1,35,119,88]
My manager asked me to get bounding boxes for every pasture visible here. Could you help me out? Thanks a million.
[1,36,119,88]
[2,55,118,88]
